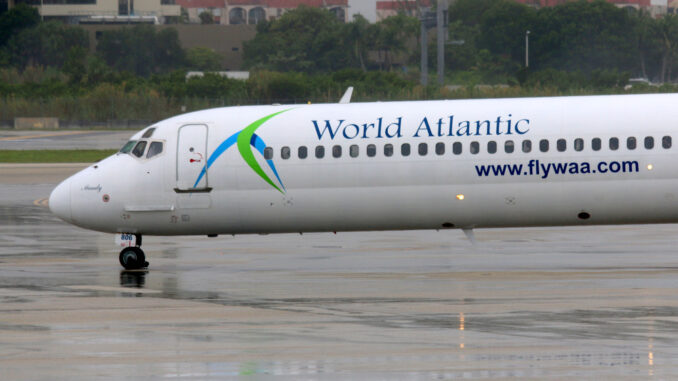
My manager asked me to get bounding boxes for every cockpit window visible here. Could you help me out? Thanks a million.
[120,140,137,154]
[132,141,147,158]
[142,128,156,139]
[146,141,164,159]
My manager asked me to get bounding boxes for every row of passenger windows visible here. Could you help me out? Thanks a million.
[264,136,673,160]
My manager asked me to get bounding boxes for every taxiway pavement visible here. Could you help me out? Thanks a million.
[1,165,678,379]
[0,130,132,150]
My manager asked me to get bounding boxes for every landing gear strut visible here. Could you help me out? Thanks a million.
[119,234,148,270]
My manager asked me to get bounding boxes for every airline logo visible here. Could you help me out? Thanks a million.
[313,114,530,140]
[193,110,290,193]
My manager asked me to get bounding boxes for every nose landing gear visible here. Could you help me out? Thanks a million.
[119,234,149,270]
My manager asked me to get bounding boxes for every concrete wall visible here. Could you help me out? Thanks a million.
[82,24,256,70]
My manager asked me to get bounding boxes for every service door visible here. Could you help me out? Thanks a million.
[176,124,210,191]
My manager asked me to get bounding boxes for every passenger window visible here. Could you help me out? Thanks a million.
[470,141,479,155]
[435,142,445,155]
[592,138,601,151]
[142,128,155,138]
[401,143,411,156]
[663,135,672,149]
[281,146,291,160]
[298,146,308,159]
[120,140,137,154]
[332,145,342,158]
[627,137,636,150]
[264,147,273,160]
[522,140,532,153]
[453,142,462,155]
[609,137,619,150]
[505,140,514,153]
[418,143,428,156]
[132,141,147,158]
[384,144,394,157]
[367,144,377,157]
[539,139,549,153]
[557,139,566,152]
[350,144,359,158]
[315,145,325,159]
[573,138,583,152]
[644,136,654,149]
[487,141,497,154]
[146,141,163,159]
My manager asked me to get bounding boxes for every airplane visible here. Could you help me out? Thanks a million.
[49,91,678,269]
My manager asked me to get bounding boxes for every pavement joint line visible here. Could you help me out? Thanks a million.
[0,131,93,142]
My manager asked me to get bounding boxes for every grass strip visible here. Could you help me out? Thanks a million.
[0,150,118,163]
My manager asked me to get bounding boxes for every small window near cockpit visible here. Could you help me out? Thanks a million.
[120,140,137,154]
[264,147,273,160]
[146,141,163,158]
[132,141,147,158]
[142,128,156,138]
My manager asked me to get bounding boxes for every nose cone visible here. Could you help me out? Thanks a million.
[49,179,72,223]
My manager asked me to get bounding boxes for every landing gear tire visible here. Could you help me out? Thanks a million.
[119,247,148,270]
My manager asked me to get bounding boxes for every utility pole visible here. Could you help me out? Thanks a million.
[437,0,447,87]
[421,21,428,86]
[420,9,436,86]
[525,30,530,69]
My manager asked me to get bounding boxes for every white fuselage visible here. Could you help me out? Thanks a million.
[49,94,678,236]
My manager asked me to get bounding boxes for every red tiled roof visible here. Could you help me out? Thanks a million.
[227,0,347,6]
[177,0,225,8]
[376,0,431,10]
[513,0,651,6]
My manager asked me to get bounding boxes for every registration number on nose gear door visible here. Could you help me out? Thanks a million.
[115,233,136,248]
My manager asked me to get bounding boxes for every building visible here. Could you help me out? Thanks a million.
[177,0,226,23]
[7,0,181,24]
[348,0,377,22]
[514,0,669,17]
[175,0,348,24]
[376,0,431,22]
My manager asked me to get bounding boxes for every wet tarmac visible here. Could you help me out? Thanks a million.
[3,165,678,379]
[0,130,132,150]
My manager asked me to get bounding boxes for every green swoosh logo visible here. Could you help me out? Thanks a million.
[237,109,291,194]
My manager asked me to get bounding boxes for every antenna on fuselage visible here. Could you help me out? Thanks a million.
[339,87,354,104]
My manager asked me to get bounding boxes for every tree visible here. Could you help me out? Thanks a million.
[477,0,536,64]
[653,15,678,83]
[345,14,371,71]
[199,11,213,25]
[186,47,223,71]
[370,14,419,70]
[5,21,88,69]
[62,45,88,84]
[531,1,637,73]
[96,25,185,76]
[243,6,354,72]
[0,3,39,48]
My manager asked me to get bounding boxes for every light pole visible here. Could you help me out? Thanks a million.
[437,0,447,87]
[420,11,436,86]
[525,30,530,69]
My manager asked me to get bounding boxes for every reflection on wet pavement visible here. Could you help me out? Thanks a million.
[2,175,678,379]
